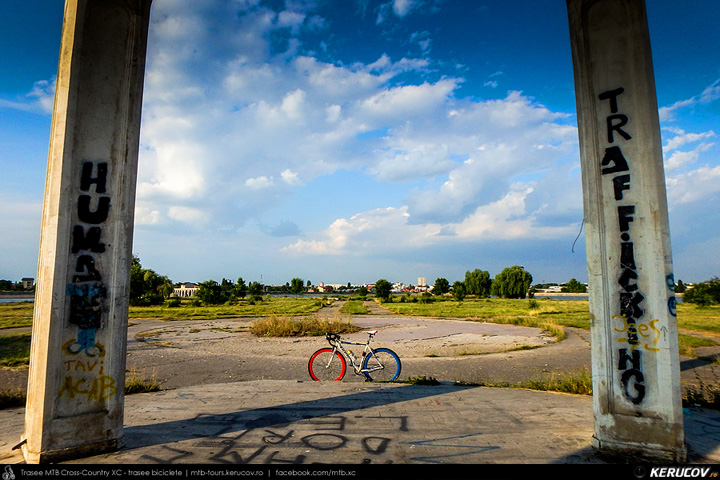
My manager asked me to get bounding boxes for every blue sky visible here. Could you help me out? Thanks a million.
[1,0,719,288]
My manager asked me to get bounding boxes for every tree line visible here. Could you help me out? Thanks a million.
[0,279,34,291]
[129,256,640,308]
[10,254,716,307]
[371,266,535,303]
[128,257,575,306]
[129,259,536,306]
[432,265,534,302]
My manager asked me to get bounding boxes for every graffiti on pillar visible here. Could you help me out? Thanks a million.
[613,315,660,353]
[60,160,115,402]
[666,273,678,317]
[68,160,110,331]
[599,87,650,405]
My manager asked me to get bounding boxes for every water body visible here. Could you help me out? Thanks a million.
[534,294,682,303]
[0,298,34,303]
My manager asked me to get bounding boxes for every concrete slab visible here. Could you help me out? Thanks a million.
[2,380,719,471]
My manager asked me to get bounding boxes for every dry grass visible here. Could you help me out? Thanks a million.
[124,369,162,394]
[250,315,360,337]
[457,368,594,396]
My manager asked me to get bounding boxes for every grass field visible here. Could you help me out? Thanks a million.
[381,297,720,356]
[2,295,719,407]
[128,296,330,320]
[0,297,329,328]
[2,296,719,353]
[0,301,34,329]
[0,332,31,366]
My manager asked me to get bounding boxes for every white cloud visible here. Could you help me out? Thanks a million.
[661,129,716,171]
[245,176,274,190]
[134,206,161,226]
[280,89,307,120]
[700,80,720,104]
[452,186,575,240]
[666,166,720,205]
[137,2,459,231]
[282,206,433,256]
[0,77,56,114]
[136,141,207,200]
[375,0,413,24]
[360,79,458,118]
[663,130,715,153]
[659,78,720,121]
[168,205,207,224]
[665,144,714,171]
[282,185,578,260]
[280,169,302,185]
[134,0,584,277]
[276,10,306,32]
[370,142,456,182]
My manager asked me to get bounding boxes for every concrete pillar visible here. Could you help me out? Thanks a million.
[22,0,152,463]
[567,0,685,462]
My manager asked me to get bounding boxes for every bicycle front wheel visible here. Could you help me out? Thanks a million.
[362,348,401,382]
[308,348,347,381]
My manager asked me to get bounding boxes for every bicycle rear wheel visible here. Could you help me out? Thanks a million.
[308,348,346,381]
[362,348,401,382]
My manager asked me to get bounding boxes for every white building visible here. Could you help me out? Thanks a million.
[173,282,199,298]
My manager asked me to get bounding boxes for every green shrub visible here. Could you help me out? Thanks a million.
[165,297,181,308]
[684,278,720,305]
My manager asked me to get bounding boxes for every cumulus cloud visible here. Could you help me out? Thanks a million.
[662,128,716,171]
[282,206,435,256]
[137,1,458,231]
[0,77,56,114]
[282,183,578,260]
[132,0,586,276]
[661,102,720,209]
[659,82,720,207]
[666,166,720,205]
[168,205,208,224]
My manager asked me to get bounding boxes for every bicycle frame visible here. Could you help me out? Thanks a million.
[326,331,384,375]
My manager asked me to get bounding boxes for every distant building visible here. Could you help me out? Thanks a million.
[173,282,199,298]
[21,278,34,289]
[418,277,427,287]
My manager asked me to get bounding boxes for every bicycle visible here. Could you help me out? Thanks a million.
[308,330,402,382]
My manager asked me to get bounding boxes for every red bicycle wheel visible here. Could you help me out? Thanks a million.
[308,348,346,381]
